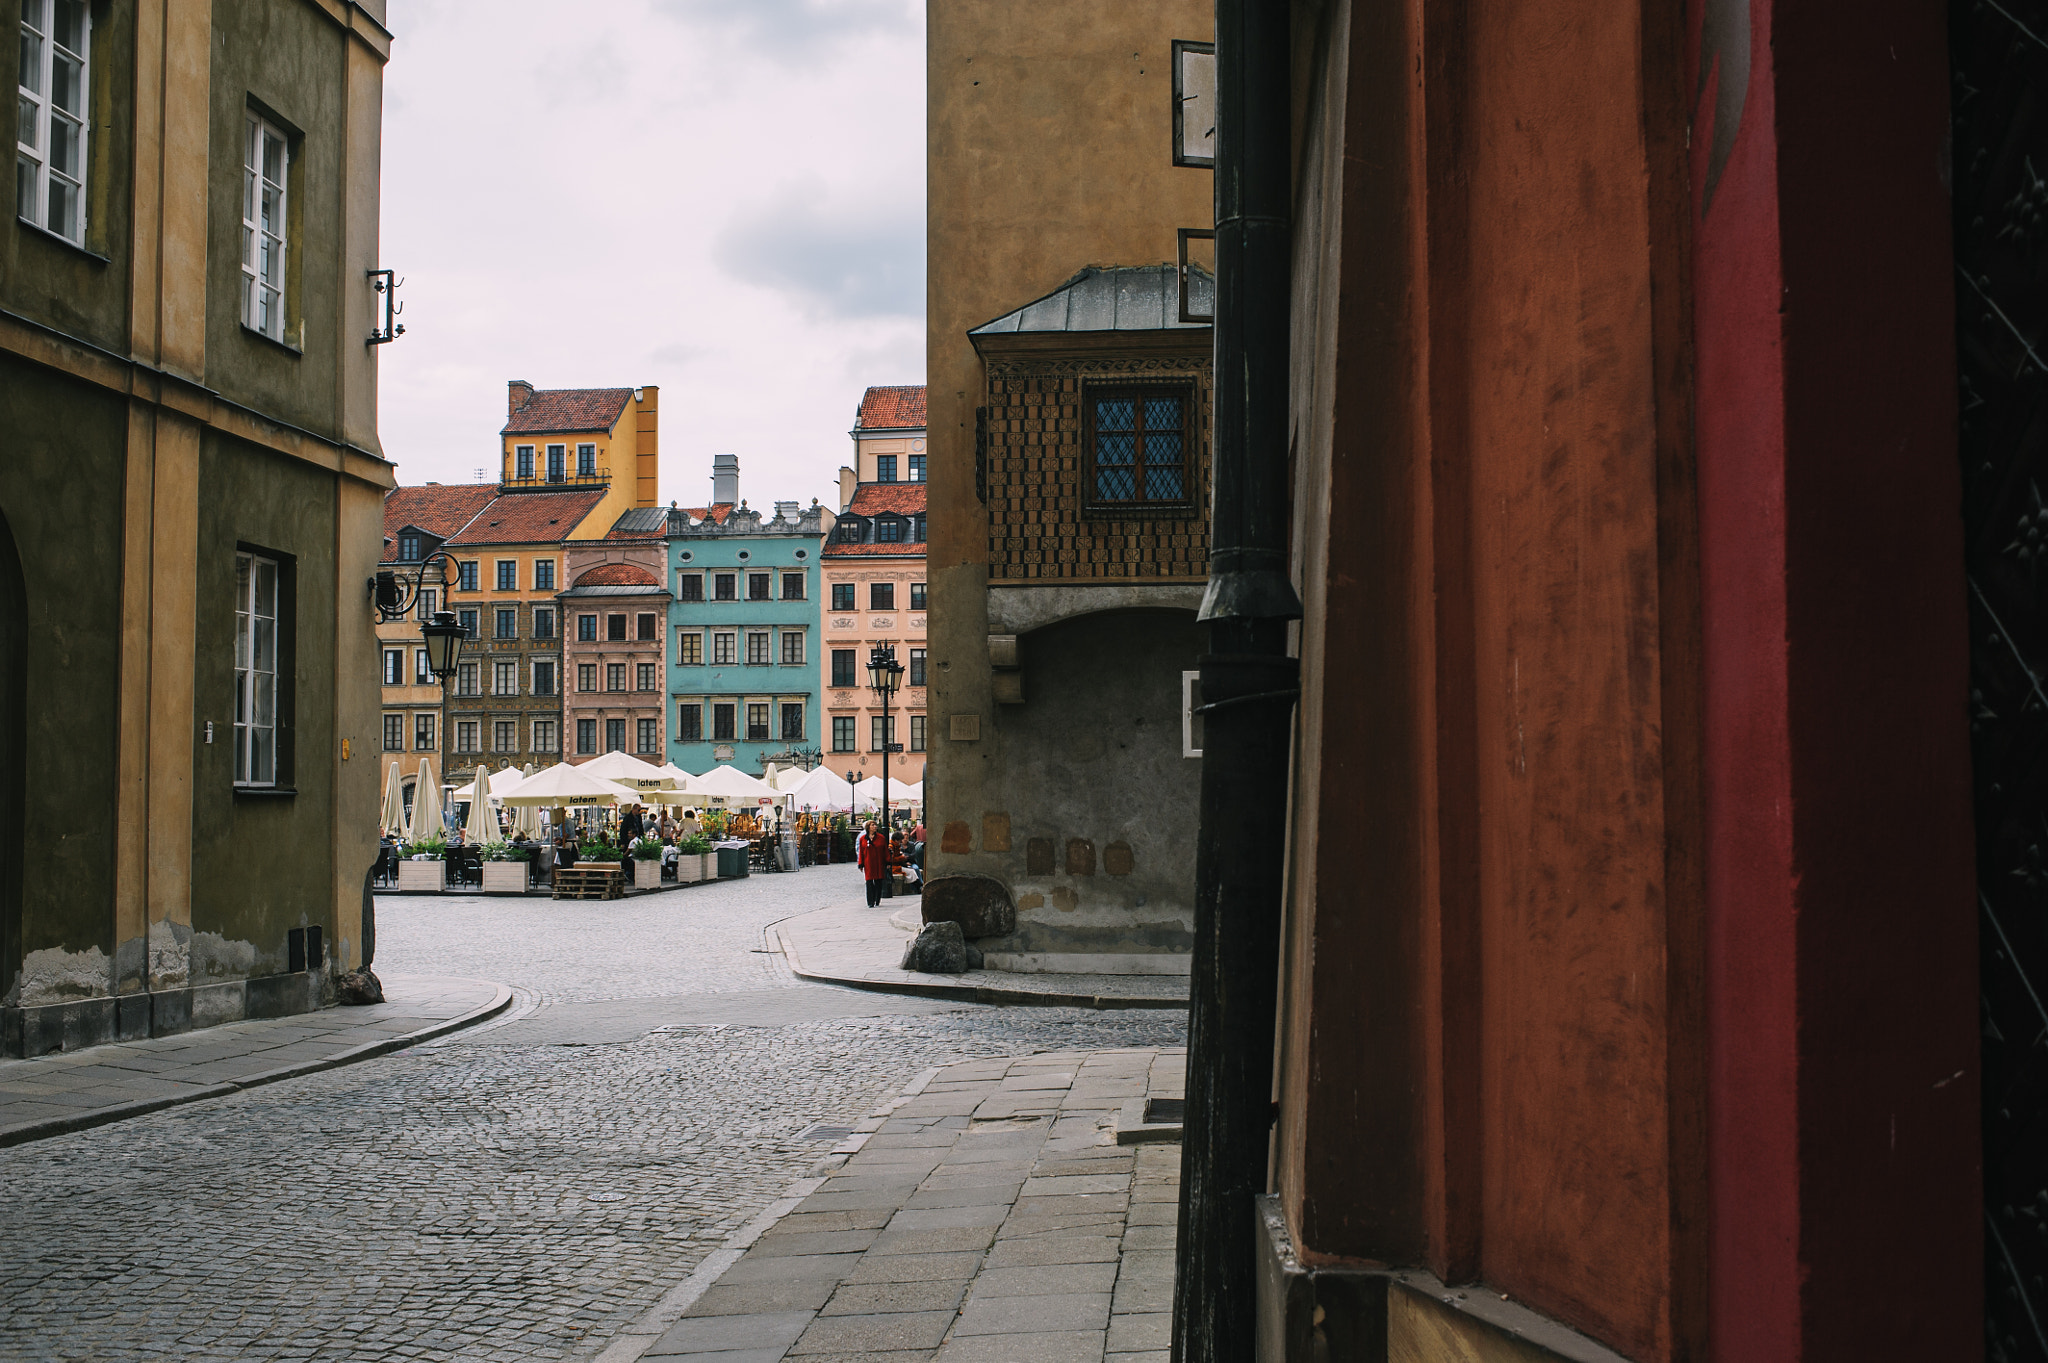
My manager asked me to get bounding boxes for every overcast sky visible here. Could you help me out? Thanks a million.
[376,0,925,514]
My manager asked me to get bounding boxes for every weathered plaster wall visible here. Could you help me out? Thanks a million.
[188,430,339,979]
[943,609,1200,970]
[0,358,126,1007]
[926,0,1214,958]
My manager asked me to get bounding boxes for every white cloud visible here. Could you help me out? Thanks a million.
[375,0,925,511]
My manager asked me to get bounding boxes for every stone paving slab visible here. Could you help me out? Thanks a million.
[773,901,1189,1010]
[595,1047,1186,1363]
[0,974,510,1148]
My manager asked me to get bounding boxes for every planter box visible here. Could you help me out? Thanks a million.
[396,860,444,892]
[481,861,529,894]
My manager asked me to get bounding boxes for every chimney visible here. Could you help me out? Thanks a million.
[838,465,857,513]
[774,500,800,521]
[508,380,533,415]
[711,453,740,506]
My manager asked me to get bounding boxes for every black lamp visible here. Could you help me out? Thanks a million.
[420,610,466,681]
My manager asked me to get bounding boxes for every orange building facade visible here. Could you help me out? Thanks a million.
[823,387,928,786]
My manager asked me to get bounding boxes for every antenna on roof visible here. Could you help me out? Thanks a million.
[474,468,486,483]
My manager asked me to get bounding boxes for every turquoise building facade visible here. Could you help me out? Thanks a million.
[667,459,828,775]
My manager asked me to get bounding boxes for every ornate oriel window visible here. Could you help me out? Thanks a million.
[1083,382,1196,512]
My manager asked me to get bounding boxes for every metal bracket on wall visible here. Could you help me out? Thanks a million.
[367,268,406,345]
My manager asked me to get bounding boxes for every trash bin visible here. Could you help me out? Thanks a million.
[717,845,750,878]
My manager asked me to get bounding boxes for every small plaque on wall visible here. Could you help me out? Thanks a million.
[950,714,982,742]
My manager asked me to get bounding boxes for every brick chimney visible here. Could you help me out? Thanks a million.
[507,379,533,415]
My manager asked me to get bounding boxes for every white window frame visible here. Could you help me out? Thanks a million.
[746,630,771,665]
[532,718,557,754]
[415,712,435,751]
[15,0,89,244]
[713,631,736,665]
[578,442,598,476]
[382,712,404,752]
[382,648,402,686]
[547,444,566,482]
[780,630,805,665]
[638,662,659,692]
[493,719,517,754]
[414,647,430,685]
[234,551,280,787]
[676,630,703,666]
[534,560,556,592]
[532,657,556,697]
[636,718,660,754]
[495,559,518,591]
[515,445,534,479]
[607,662,627,692]
[493,658,518,696]
[241,112,290,341]
[456,720,479,754]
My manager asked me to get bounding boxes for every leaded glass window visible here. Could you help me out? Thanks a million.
[1085,384,1194,509]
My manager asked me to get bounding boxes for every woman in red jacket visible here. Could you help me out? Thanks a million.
[859,820,893,907]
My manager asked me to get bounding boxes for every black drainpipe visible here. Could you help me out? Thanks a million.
[1172,0,1301,1359]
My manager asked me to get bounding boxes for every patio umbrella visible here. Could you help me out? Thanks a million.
[496,762,640,807]
[787,766,865,814]
[691,764,777,800]
[579,751,678,792]
[463,765,496,843]
[379,760,405,836]
[409,755,440,842]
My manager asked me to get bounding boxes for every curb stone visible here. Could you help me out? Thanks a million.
[0,982,515,1150]
[770,923,1189,1012]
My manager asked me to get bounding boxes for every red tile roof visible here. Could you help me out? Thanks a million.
[844,483,927,516]
[502,386,635,435]
[444,490,608,546]
[676,503,737,525]
[381,484,494,557]
[855,385,926,430]
[572,562,661,587]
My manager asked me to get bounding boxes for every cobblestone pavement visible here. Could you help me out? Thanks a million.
[0,866,1186,1362]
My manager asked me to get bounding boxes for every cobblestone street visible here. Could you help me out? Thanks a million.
[0,867,1185,1362]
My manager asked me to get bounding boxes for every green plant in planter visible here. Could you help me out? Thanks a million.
[631,837,662,861]
[479,840,530,862]
[580,842,623,862]
[677,833,712,855]
[403,835,447,859]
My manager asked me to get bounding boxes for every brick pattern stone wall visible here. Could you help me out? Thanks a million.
[982,354,1212,581]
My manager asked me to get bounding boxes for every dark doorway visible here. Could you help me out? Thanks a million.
[1952,5,2048,1357]
[0,508,22,1017]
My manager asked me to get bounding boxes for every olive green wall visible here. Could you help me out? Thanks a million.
[0,356,127,993]
[189,430,337,979]
[205,0,349,437]
[0,0,138,353]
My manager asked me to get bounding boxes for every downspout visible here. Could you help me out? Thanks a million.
[1172,0,1301,1359]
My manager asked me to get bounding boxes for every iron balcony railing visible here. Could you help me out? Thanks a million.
[501,467,612,491]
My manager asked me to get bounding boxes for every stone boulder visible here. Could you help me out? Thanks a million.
[901,921,969,974]
[335,968,384,1005]
[920,875,1016,940]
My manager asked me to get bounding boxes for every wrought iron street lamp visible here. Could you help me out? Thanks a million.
[867,645,906,837]
[368,552,466,682]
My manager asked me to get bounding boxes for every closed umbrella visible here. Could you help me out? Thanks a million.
[463,765,496,842]
[409,755,440,842]
[379,760,405,836]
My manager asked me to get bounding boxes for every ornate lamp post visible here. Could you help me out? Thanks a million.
[369,553,467,681]
[866,644,905,835]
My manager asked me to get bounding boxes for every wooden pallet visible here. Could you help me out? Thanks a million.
[552,863,624,901]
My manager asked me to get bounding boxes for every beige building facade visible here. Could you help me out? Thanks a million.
[923,3,1214,973]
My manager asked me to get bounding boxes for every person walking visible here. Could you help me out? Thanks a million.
[859,820,891,908]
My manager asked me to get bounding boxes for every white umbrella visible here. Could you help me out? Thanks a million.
[409,755,440,842]
[889,780,923,805]
[462,765,496,842]
[771,766,812,792]
[490,766,526,796]
[379,760,405,836]
[692,764,775,798]
[497,762,640,807]
[787,766,868,814]
[579,750,678,790]
[513,764,541,837]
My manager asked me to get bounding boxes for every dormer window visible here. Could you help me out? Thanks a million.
[835,518,865,543]
[912,514,926,542]
[398,532,422,562]
[578,443,597,477]
[876,516,904,544]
